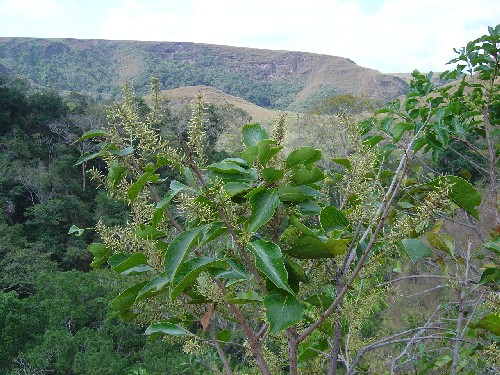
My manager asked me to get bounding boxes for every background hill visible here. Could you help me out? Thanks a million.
[0,37,408,109]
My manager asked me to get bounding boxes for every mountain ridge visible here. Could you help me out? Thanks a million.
[0,37,409,109]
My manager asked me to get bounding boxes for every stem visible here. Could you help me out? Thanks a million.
[451,239,472,375]
[483,104,500,232]
[286,328,299,375]
[209,325,234,375]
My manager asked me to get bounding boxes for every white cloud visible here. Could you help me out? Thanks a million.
[0,0,64,19]
[1,0,497,72]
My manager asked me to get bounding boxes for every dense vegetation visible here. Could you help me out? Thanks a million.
[0,25,498,374]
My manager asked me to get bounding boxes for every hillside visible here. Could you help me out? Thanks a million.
[0,37,408,109]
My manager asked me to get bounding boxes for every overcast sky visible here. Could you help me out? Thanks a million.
[0,0,498,73]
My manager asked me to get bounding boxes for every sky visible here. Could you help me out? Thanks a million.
[0,0,498,73]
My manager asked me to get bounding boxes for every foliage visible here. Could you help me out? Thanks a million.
[81,25,498,374]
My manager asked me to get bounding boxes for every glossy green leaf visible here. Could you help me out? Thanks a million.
[306,293,335,309]
[225,291,263,304]
[242,123,269,147]
[200,222,227,246]
[108,162,126,187]
[289,216,317,238]
[156,181,186,209]
[248,240,293,294]
[431,176,481,219]
[262,167,284,183]
[223,182,251,197]
[278,185,308,202]
[171,257,227,299]
[264,290,304,333]
[207,161,249,174]
[474,313,500,336]
[331,158,352,170]
[110,146,134,156]
[257,139,282,166]
[75,151,101,166]
[110,252,148,273]
[239,144,258,164]
[78,129,107,141]
[425,232,455,255]
[285,146,322,169]
[320,206,350,232]
[128,170,154,204]
[136,274,170,302]
[164,226,206,282]
[299,199,321,215]
[88,242,112,269]
[480,267,500,285]
[323,238,351,256]
[110,281,149,313]
[145,322,192,337]
[290,165,324,185]
[401,239,434,262]
[247,189,279,233]
[68,224,84,237]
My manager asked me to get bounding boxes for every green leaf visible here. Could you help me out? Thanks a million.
[278,185,308,202]
[145,322,192,337]
[323,238,350,256]
[299,199,321,215]
[136,275,170,302]
[363,135,384,148]
[289,216,317,238]
[306,293,335,309]
[225,291,263,304]
[239,144,258,164]
[223,182,251,197]
[88,243,112,269]
[128,170,154,204]
[401,239,434,262]
[200,223,227,246]
[262,167,284,183]
[207,161,249,174]
[474,313,500,336]
[285,146,322,169]
[480,267,500,285]
[264,290,304,333]
[290,165,324,185]
[257,139,282,166]
[331,158,352,170]
[247,189,279,233]
[431,176,481,219]
[242,123,269,147]
[108,162,126,187]
[68,224,84,237]
[156,181,186,209]
[110,281,149,313]
[164,226,206,282]
[110,252,148,274]
[320,206,350,232]
[75,151,101,166]
[110,146,134,156]
[248,240,293,294]
[285,243,337,259]
[425,232,455,255]
[78,129,106,141]
[390,122,413,143]
[171,257,227,299]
